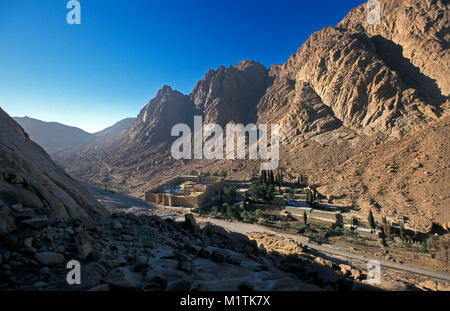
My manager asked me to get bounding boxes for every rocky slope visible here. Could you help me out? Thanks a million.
[1,108,107,223]
[0,108,386,291]
[94,118,136,138]
[338,0,449,97]
[191,60,270,126]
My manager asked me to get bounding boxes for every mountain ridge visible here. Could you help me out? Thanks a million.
[47,0,450,232]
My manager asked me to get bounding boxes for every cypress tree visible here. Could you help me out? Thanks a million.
[262,170,267,184]
[269,170,274,185]
[368,210,376,229]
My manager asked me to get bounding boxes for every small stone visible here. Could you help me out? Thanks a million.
[103,258,127,269]
[3,234,19,250]
[10,204,23,212]
[86,284,110,291]
[78,242,93,260]
[22,216,49,229]
[54,245,65,253]
[107,267,139,289]
[178,261,192,272]
[111,220,123,231]
[210,249,228,263]
[22,237,33,248]
[339,264,352,277]
[33,281,49,288]
[167,279,192,291]
[351,269,362,280]
[133,256,149,272]
[144,275,167,291]
[143,240,156,249]
[40,266,50,275]
[226,255,241,266]
[35,252,64,266]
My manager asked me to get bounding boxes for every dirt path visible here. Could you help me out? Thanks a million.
[199,217,450,282]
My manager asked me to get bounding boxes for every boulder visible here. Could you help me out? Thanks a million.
[338,264,352,277]
[167,279,192,291]
[35,252,64,266]
[351,269,362,280]
[184,214,197,229]
[107,267,140,289]
[78,242,93,260]
[86,284,109,291]
[3,234,19,250]
[210,249,229,263]
[144,274,168,291]
[177,260,192,272]
[22,216,49,229]
[0,206,17,236]
[133,256,149,272]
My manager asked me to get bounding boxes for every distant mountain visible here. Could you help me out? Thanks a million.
[1,109,107,221]
[94,117,136,138]
[13,117,96,152]
[13,116,136,153]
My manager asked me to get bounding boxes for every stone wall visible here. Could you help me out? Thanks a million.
[287,207,343,225]
[145,176,225,208]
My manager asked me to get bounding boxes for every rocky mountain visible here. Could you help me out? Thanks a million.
[13,117,96,153]
[191,60,270,126]
[13,116,136,154]
[53,0,449,232]
[126,86,194,150]
[338,0,449,97]
[94,118,136,138]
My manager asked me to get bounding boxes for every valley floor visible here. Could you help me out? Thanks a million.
[89,186,450,291]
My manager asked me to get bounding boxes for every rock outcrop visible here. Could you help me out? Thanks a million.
[0,108,107,224]
[191,60,270,126]
[338,0,449,97]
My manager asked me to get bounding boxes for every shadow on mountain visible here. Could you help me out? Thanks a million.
[369,34,447,109]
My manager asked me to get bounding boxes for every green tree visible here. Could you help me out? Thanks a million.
[226,205,241,220]
[249,183,275,202]
[262,170,268,184]
[211,206,219,215]
[269,170,275,185]
[255,209,264,219]
[223,186,236,202]
[306,189,314,204]
[383,217,391,239]
[368,210,376,229]
[400,226,405,240]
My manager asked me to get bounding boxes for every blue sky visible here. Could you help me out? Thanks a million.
[0,0,365,133]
